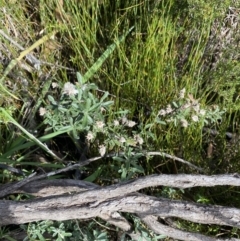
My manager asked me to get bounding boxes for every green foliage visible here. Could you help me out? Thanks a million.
[0,108,64,161]
[41,75,147,179]
[21,220,110,241]
[21,221,71,241]
[0,226,16,241]
[0,0,240,240]
[40,75,225,182]
[156,88,225,128]
[130,215,167,241]
[161,186,185,200]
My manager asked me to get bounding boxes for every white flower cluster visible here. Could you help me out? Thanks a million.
[39,107,47,116]
[39,77,146,162]
[99,145,106,157]
[95,121,105,129]
[85,115,143,158]
[86,132,94,142]
[158,88,208,128]
[116,134,144,146]
[121,116,137,127]
[62,82,78,96]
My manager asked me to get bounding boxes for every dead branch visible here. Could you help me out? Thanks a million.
[139,215,239,241]
[5,173,240,201]
[146,151,204,171]
[1,193,240,240]
[1,174,240,241]
[0,151,206,199]
[9,179,99,197]
[0,155,103,198]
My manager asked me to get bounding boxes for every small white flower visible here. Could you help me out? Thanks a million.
[179,88,186,99]
[99,145,106,157]
[86,132,94,142]
[134,134,144,145]
[52,82,59,89]
[180,119,188,128]
[39,107,47,116]
[113,120,120,126]
[191,115,199,122]
[199,109,206,116]
[121,116,128,125]
[126,120,136,127]
[158,109,166,116]
[63,82,78,96]
[119,137,126,143]
[166,104,173,114]
[96,121,105,129]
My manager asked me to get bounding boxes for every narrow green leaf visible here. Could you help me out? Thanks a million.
[82,114,89,127]
[84,167,102,182]
[0,108,65,161]
[76,72,85,84]
[85,98,91,111]
[172,101,178,108]
[101,101,114,107]
[100,91,109,102]
[48,95,57,105]
[83,26,134,81]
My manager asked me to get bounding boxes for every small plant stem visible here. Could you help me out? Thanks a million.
[0,107,62,161]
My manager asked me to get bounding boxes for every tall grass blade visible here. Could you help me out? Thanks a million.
[0,126,73,159]
[0,108,63,161]
[83,26,134,82]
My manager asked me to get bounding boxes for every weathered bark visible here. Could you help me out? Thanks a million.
[0,155,103,198]
[3,173,240,199]
[1,193,239,227]
[1,174,240,241]
[139,215,239,241]
[0,151,205,197]
[8,179,99,197]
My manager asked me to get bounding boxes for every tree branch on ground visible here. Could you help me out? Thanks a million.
[1,173,240,241]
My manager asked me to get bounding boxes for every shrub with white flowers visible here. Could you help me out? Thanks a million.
[156,88,225,128]
[40,74,144,165]
[40,79,225,180]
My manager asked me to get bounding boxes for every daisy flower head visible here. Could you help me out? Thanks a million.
[99,145,106,157]
[119,137,126,143]
[96,121,105,129]
[86,132,94,142]
[62,82,78,96]
[121,116,128,125]
[39,107,47,116]
[158,109,166,116]
[51,82,59,89]
[191,115,199,122]
[113,120,120,126]
[126,120,137,128]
